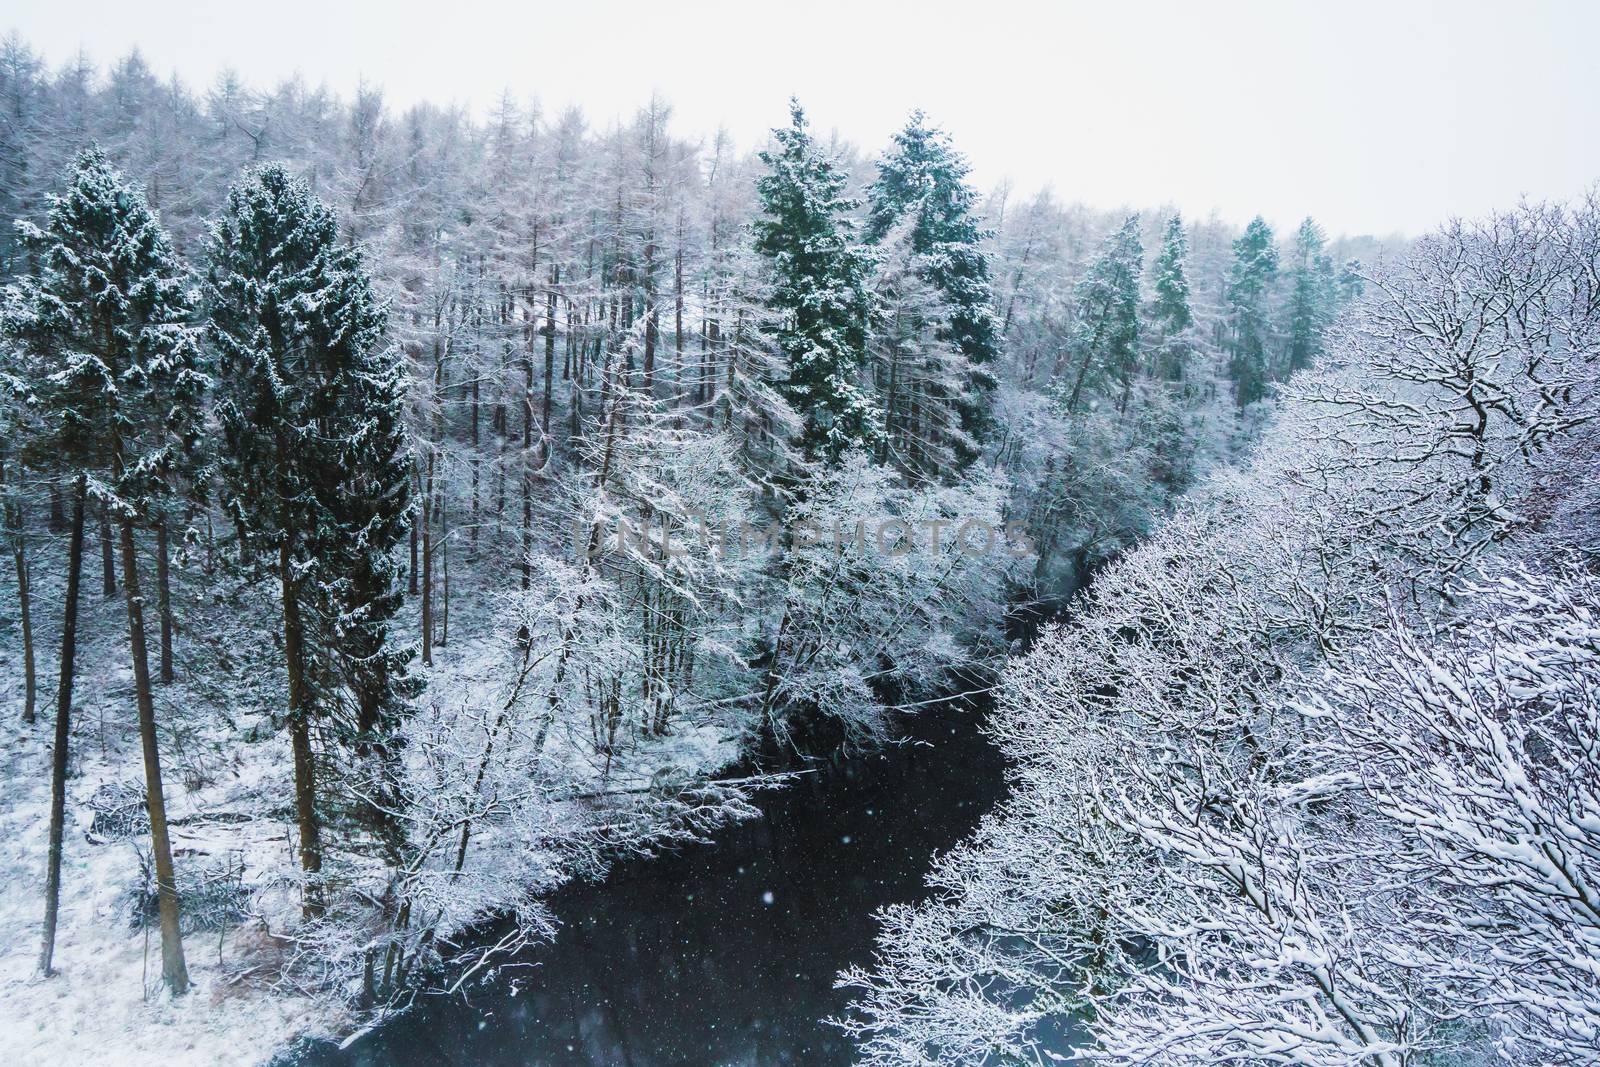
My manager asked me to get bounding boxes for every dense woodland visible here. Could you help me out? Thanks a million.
[12,33,1589,1067]
[841,200,1600,1064]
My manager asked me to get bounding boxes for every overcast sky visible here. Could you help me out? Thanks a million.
[6,0,1597,237]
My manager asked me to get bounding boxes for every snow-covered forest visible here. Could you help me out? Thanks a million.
[839,201,1600,1064]
[0,25,1593,1067]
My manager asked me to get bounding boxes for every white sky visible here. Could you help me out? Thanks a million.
[6,0,1598,237]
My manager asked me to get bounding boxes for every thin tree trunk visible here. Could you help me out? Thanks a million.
[470,372,480,560]
[8,490,35,724]
[674,233,684,363]
[522,332,533,592]
[421,457,434,667]
[407,496,419,596]
[157,514,174,684]
[39,474,86,976]
[406,463,419,598]
[543,265,557,432]
[440,502,450,647]
[204,508,216,576]
[881,343,901,465]
[99,500,116,597]
[119,517,189,994]
[279,538,322,916]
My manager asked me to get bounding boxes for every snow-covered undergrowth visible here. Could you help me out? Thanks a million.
[0,554,752,1066]
[0,563,340,1065]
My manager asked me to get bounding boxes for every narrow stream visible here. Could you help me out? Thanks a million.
[296,694,1007,1066]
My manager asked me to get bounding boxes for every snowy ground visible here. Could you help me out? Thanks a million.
[0,557,346,1066]
[0,532,753,1066]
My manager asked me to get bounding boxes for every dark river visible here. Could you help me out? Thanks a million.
[294,694,1008,1067]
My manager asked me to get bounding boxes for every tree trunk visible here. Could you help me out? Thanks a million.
[157,514,174,684]
[119,517,190,994]
[674,235,684,362]
[99,500,116,597]
[881,343,901,465]
[204,508,216,575]
[522,331,533,592]
[543,265,557,432]
[10,498,35,725]
[469,372,480,560]
[280,539,323,916]
[407,497,419,596]
[39,474,86,977]
[421,458,434,667]
[440,502,450,648]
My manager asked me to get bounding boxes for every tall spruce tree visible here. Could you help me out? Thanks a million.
[1149,214,1194,381]
[3,146,201,992]
[753,100,880,462]
[1284,216,1332,374]
[865,111,999,462]
[1225,215,1280,406]
[207,164,415,909]
[1061,214,1143,413]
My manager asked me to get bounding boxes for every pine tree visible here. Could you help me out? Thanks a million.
[1225,215,1280,406]
[1061,214,1143,413]
[753,100,880,463]
[865,111,999,461]
[207,164,416,906]
[1149,214,1194,381]
[1284,216,1331,374]
[3,146,201,993]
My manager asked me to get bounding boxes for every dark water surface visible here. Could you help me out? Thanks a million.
[296,697,1007,1067]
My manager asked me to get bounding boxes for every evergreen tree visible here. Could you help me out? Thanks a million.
[1149,214,1194,381]
[1061,214,1143,413]
[1284,216,1332,374]
[865,111,999,461]
[1225,215,1280,406]
[1338,257,1365,303]
[3,146,202,993]
[753,100,880,462]
[206,164,415,906]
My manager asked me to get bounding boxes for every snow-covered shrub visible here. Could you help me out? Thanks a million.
[124,850,249,935]
[88,781,151,843]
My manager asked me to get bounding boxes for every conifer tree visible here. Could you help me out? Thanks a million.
[1149,214,1194,381]
[865,111,999,460]
[1225,215,1280,406]
[1284,216,1332,374]
[753,100,880,462]
[1061,214,1143,413]
[1338,258,1365,304]
[3,146,201,993]
[207,164,415,907]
